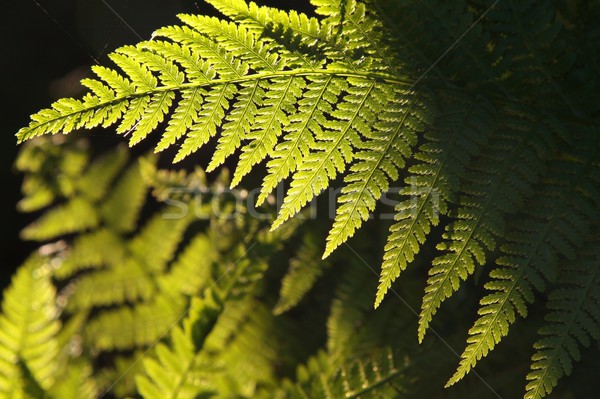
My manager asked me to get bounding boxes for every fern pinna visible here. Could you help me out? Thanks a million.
[11,0,600,397]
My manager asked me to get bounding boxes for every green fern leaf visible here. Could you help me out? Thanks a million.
[274,230,329,315]
[117,95,151,134]
[67,209,194,310]
[89,65,135,96]
[231,76,304,187]
[135,294,223,399]
[76,144,129,201]
[525,245,600,399]
[15,140,151,285]
[11,1,600,397]
[156,87,204,151]
[418,107,557,341]
[118,45,186,87]
[337,0,401,72]
[310,0,342,19]
[174,83,237,162]
[256,74,339,206]
[154,25,247,79]
[203,298,285,395]
[66,257,156,310]
[280,347,409,398]
[86,295,187,351]
[100,155,154,233]
[272,78,377,229]
[17,2,415,259]
[20,198,99,241]
[376,95,495,307]
[129,91,176,145]
[0,256,60,397]
[324,88,423,257]
[109,52,158,91]
[449,135,600,385]
[76,229,214,352]
[180,14,283,71]
[208,80,264,171]
[128,210,196,273]
[206,0,324,51]
[160,234,216,297]
[446,224,551,387]
[47,363,96,399]
[54,229,125,279]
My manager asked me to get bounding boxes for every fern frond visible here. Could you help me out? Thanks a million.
[134,221,296,398]
[135,294,223,399]
[448,133,600,385]
[270,77,367,229]
[0,255,60,397]
[324,89,427,257]
[66,258,156,310]
[418,107,558,341]
[20,197,99,241]
[256,74,341,205]
[273,79,414,233]
[109,52,158,91]
[54,229,125,279]
[17,184,54,214]
[274,230,329,315]
[86,295,186,351]
[153,25,247,79]
[327,257,378,361]
[203,298,284,395]
[67,210,194,310]
[376,95,496,307]
[88,65,134,96]
[232,76,304,187]
[117,45,186,87]
[175,83,237,162]
[109,47,178,142]
[19,143,153,245]
[310,0,343,19]
[17,2,416,259]
[180,14,283,71]
[280,347,409,398]
[525,244,600,399]
[139,157,206,199]
[208,80,265,171]
[132,91,176,145]
[160,233,215,297]
[85,233,216,351]
[156,87,204,151]
[205,0,325,51]
[11,0,600,397]
[47,363,97,399]
[100,154,153,232]
[129,210,196,273]
[76,144,129,201]
[336,0,402,72]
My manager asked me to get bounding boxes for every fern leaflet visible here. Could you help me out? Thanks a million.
[449,134,600,386]
[0,256,60,397]
[419,107,557,341]
[524,245,600,399]
[376,95,495,306]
